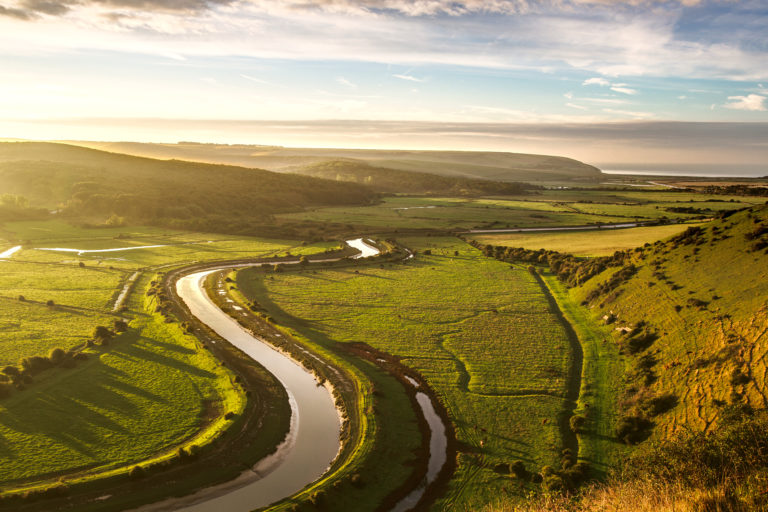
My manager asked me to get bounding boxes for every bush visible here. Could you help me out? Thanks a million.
[569,414,586,433]
[114,319,128,332]
[617,415,653,444]
[46,299,55,307]
[19,356,52,376]
[511,460,528,480]
[48,347,67,365]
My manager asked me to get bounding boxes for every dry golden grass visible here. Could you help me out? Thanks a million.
[488,478,756,512]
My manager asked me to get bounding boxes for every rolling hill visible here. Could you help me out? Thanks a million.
[485,204,768,443]
[573,205,768,441]
[0,142,376,234]
[63,141,603,184]
[290,159,535,195]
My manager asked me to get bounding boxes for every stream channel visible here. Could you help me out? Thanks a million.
[136,239,448,511]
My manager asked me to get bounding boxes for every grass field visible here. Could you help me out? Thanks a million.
[2,219,340,270]
[236,236,583,509]
[276,193,762,232]
[473,224,706,257]
[0,272,243,488]
[0,219,339,493]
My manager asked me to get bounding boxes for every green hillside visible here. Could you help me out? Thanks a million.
[291,159,533,195]
[574,205,768,440]
[485,204,768,444]
[64,141,603,184]
[0,142,376,233]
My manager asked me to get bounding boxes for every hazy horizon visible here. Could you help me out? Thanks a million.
[4,118,767,177]
[2,0,767,177]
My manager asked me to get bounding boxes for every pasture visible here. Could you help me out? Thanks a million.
[473,223,706,257]
[276,192,762,232]
[0,221,335,493]
[236,236,584,509]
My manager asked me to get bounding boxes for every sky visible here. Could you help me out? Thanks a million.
[0,0,767,173]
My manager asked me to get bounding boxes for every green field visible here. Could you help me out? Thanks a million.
[2,220,340,270]
[570,206,768,440]
[235,236,586,509]
[0,220,339,496]
[0,272,243,488]
[473,223,706,257]
[276,193,762,231]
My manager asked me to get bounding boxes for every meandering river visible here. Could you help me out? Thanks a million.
[136,239,448,512]
[135,270,341,512]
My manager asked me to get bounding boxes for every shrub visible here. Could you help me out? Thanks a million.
[511,460,528,480]
[114,319,128,332]
[46,299,55,307]
[569,414,586,433]
[17,295,24,301]
[617,415,653,444]
[493,462,510,474]
[20,356,52,376]
[2,366,20,380]
[93,325,114,345]
[48,347,66,365]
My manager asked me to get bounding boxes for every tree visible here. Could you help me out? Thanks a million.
[2,366,20,380]
[299,255,309,266]
[48,348,66,365]
[570,415,586,433]
[93,325,114,344]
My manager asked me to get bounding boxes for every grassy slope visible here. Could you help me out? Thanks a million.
[64,141,603,184]
[540,273,626,474]
[0,142,376,228]
[474,224,706,257]
[237,236,577,510]
[290,160,529,195]
[572,205,768,439]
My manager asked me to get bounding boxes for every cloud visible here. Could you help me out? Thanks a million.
[724,94,766,111]
[241,74,267,84]
[602,108,654,119]
[564,91,573,99]
[583,77,610,86]
[0,4,30,18]
[0,0,235,19]
[393,74,424,82]
[566,102,587,110]
[336,76,356,88]
[610,86,637,95]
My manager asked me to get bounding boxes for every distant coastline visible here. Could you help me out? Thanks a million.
[601,168,767,179]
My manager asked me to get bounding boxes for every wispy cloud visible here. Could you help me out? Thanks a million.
[724,94,766,111]
[610,86,637,95]
[583,77,610,87]
[241,74,268,84]
[336,76,356,88]
[603,108,654,119]
[566,102,587,110]
[393,74,424,82]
